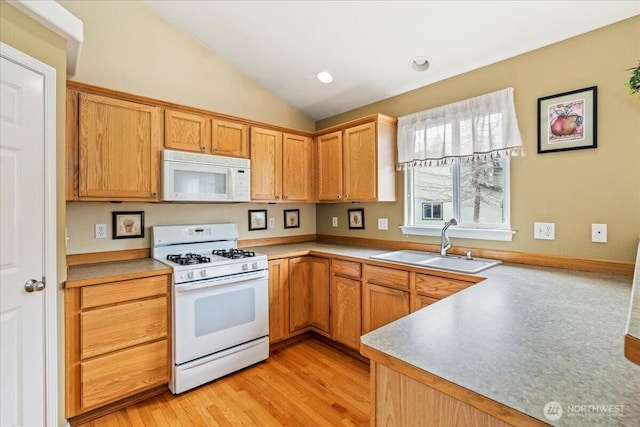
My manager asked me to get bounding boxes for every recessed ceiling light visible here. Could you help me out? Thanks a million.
[409,56,430,72]
[316,71,334,84]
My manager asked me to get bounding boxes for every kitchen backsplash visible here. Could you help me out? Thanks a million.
[65,202,316,255]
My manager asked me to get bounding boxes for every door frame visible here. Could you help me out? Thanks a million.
[0,42,58,426]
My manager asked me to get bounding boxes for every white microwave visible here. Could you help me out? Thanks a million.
[162,150,250,202]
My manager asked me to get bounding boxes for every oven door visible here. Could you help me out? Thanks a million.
[173,272,269,365]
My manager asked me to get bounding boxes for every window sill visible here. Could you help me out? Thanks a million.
[400,225,515,242]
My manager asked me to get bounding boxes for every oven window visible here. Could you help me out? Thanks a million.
[175,170,226,195]
[194,288,255,337]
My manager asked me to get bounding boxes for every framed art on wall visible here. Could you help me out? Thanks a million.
[284,209,300,229]
[348,208,365,229]
[537,86,597,153]
[248,209,267,231]
[112,211,144,239]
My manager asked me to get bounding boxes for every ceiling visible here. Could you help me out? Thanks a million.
[142,1,640,121]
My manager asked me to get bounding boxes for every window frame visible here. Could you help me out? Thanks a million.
[401,158,515,241]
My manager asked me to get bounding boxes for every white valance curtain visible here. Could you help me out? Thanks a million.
[397,87,524,169]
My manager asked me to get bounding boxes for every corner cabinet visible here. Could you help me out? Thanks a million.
[65,273,171,419]
[250,127,314,202]
[316,114,396,202]
[66,90,162,201]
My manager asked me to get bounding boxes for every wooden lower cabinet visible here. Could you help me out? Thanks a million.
[287,256,330,335]
[268,258,289,344]
[331,275,362,349]
[362,282,410,334]
[65,274,170,418]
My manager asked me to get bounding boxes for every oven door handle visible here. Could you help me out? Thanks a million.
[174,270,267,293]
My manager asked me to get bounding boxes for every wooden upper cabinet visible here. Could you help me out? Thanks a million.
[250,127,282,201]
[282,133,313,201]
[76,92,162,201]
[212,118,249,158]
[317,131,344,201]
[316,115,396,202]
[251,127,313,202]
[164,109,210,153]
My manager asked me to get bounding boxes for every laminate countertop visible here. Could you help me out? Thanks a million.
[248,241,640,426]
[65,258,172,288]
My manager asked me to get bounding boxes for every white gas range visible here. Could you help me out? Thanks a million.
[151,223,269,394]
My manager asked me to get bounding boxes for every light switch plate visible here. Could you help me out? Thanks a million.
[268,218,275,229]
[332,217,338,227]
[591,223,607,243]
[378,218,388,230]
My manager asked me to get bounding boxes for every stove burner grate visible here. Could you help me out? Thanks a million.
[212,248,256,259]
[167,253,212,265]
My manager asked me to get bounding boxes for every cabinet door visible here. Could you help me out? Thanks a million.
[343,122,377,201]
[282,133,313,201]
[309,257,330,334]
[250,127,282,201]
[78,93,161,200]
[164,109,210,153]
[362,282,410,334]
[212,119,249,158]
[331,275,361,349]
[316,131,344,201]
[288,257,310,333]
[268,259,289,344]
[412,294,439,312]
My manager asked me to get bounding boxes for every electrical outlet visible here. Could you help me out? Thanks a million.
[95,223,107,239]
[534,222,555,240]
[268,218,275,229]
[592,223,607,243]
[378,218,388,230]
[332,217,338,227]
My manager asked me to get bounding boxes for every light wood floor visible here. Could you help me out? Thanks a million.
[78,338,370,426]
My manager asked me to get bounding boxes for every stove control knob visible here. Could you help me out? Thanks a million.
[242,263,249,271]
[200,269,207,277]
[187,271,195,280]
[252,262,259,270]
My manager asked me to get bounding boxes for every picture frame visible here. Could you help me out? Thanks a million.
[348,208,365,229]
[284,209,300,229]
[537,86,597,154]
[248,209,267,231]
[112,211,144,239]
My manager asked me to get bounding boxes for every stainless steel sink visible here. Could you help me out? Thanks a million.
[370,250,500,274]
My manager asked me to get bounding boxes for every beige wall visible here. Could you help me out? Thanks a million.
[59,0,314,131]
[1,1,68,425]
[317,16,640,262]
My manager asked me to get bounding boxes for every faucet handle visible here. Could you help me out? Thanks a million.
[466,251,473,260]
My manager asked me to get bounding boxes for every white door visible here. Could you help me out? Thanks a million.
[0,44,57,427]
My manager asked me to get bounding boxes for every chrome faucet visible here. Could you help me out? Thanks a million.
[440,218,458,256]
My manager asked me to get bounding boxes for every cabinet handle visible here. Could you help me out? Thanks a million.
[284,195,288,200]
[151,191,158,197]
[213,147,219,152]
[200,146,206,151]
[275,194,280,200]
[345,194,350,199]
[337,194,342,199]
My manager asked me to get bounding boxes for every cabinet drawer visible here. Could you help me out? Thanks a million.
[81,275,169,309]
[365,265,409,290]
[80,340,168,410]
[80,296,168,359]
[332,259,361,279]
[415,274,473,299]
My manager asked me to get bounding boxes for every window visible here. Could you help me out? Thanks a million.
[397,88,522,241]
[404,157,512,241]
